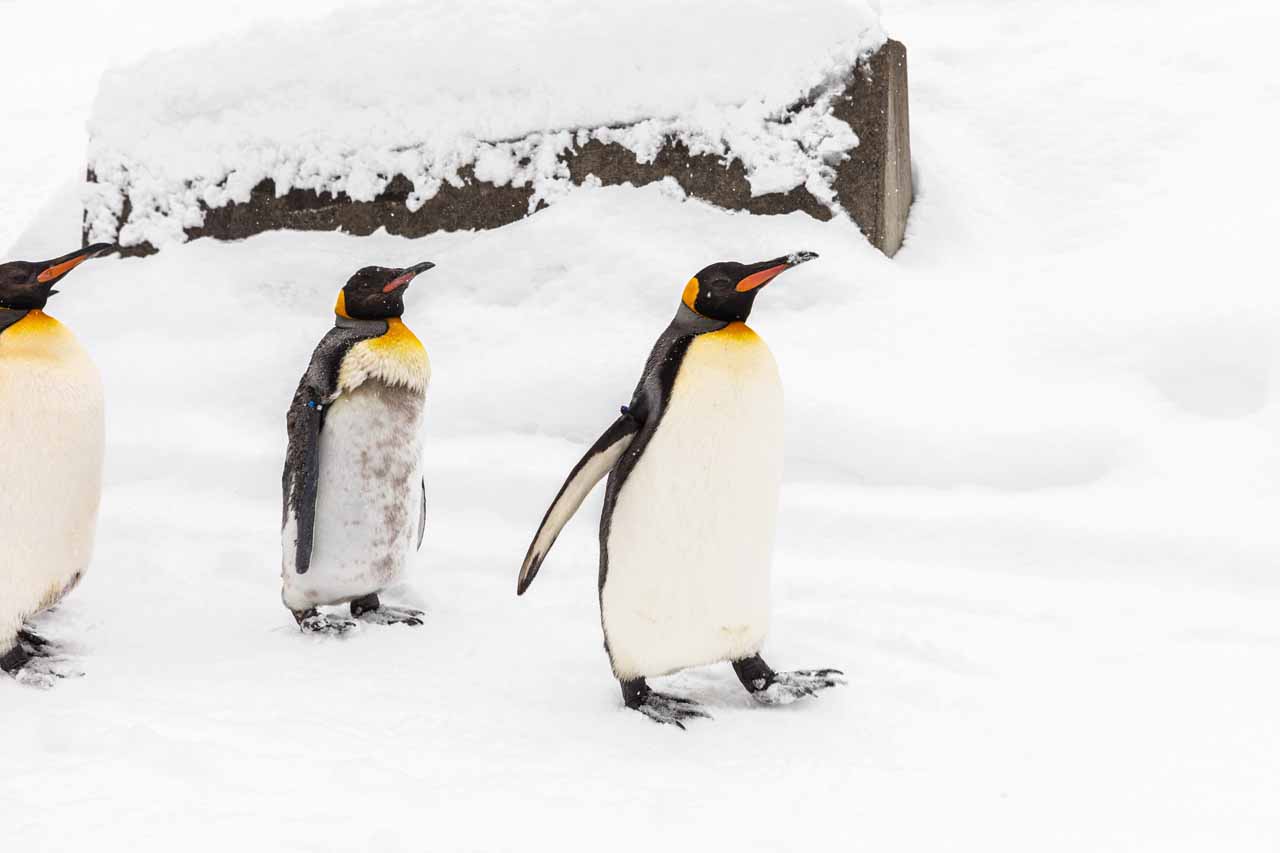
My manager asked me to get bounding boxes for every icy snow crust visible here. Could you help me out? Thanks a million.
[85,0,886,249]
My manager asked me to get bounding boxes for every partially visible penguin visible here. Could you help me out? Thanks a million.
[0,242,115,684]
[517,251,844,727]
[281,262,435,633]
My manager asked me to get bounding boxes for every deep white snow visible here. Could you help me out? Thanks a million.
[4,0,1280,851]
[84,0,885,249]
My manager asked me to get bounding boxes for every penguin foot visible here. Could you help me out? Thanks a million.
[349,594,424,627]
[634,692,712,729]
[355,606,425,627]
[750,670,847,706]
[732,654,845,705]
[293,609,358,635]
[12,654,85,689]
[621,678,711,730]
[2,631,83,688]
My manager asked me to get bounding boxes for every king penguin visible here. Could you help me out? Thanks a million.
[281,262,435,633]
[0,242,114,682]
[517,251,845,727]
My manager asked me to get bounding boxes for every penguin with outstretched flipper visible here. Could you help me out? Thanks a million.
[518,251,844,727]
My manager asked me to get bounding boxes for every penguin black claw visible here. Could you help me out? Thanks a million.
[633,692,712,729]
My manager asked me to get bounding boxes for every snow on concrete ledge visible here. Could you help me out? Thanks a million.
[84,0,909,255]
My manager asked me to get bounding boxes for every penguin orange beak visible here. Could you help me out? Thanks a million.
[382,260,436,293]
[36,243,115,284]
[734,250,819,292]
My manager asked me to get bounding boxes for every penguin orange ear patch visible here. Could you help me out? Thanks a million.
[682,277,700,310]
[334,290,351,318]
[735,264,789,293]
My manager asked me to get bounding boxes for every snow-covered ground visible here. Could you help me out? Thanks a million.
[4,0,1280,850]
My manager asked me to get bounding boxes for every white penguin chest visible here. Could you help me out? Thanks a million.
[0,313,104,632]
[318,379,426,513]
[601,323,784,679]
[288,378,426,606]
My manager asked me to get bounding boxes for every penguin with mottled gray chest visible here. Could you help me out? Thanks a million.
[282,262,434,633]
[0,243,114,684]
[517,251,844,727]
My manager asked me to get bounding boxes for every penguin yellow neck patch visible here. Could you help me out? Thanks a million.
[706,321,760,343]
[5,310,58,335]
[1,308,70,345]
[334,290,351,319]
[338,317,431,394]
[0,311,78,360]
[676,320,776,392]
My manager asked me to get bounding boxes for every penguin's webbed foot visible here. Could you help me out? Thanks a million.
[12,655,85,689]
[634,692,711,729]
[355,605,424,627]
[732,654,845,705]
[350,594,424,627]
[750,669,847,706]
[2,630,83,688]
[621,678,711,730]
[294,609,358,635]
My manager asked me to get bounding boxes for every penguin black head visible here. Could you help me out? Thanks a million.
[336,261,435,321]
[0,243,115,311]
[681,251,819,322]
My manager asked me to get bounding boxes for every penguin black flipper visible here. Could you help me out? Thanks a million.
[517,307,720,597]
[282,319,387,576]
[516,412,641,594]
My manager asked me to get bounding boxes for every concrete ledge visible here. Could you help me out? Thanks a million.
[834,39,913,256]
[89,39,912,257]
